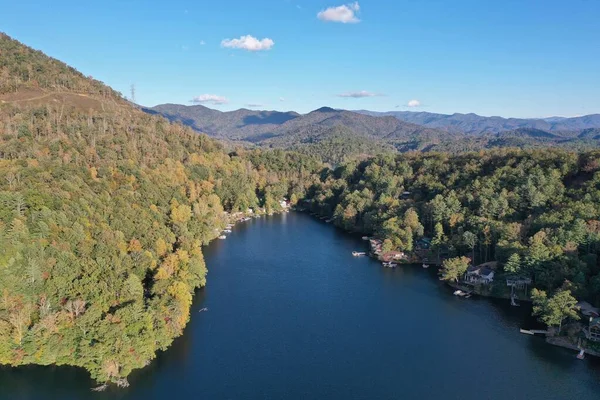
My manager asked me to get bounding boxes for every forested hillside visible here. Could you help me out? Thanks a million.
[306,149,600,305]
[2,30,600,387]
[260,125,396,165]
[0,34,322,385]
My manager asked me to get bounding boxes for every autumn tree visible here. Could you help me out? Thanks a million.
[532,288,580,334]
[439,256,470,282]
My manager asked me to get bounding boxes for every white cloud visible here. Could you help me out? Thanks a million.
[246,103,264,108]
[337,90,381,98]
[221,35,275,51]
[407,99,421,107]
[317,2,360,23]
[190,94,229,105]
[200,40,206,45]
[279,97,285,102]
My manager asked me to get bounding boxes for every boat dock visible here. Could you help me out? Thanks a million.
[519,329,548,335]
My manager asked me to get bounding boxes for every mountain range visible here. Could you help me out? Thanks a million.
[354,110,600,135]
[144,103,600,158]
[144,104,452,143]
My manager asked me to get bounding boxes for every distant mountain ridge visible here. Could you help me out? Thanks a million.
[145,103,453,143]
[354,110,600,135]
[145,103,600,155]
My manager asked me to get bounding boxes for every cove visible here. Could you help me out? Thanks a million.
[1,212,600,399]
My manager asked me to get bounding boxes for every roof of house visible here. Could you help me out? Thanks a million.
[579,301,600,317]
[506,276,532,284]
[479,261,499,269]
[381,251,405,261]
[467,262,498,277]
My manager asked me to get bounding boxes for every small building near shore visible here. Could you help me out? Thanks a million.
[589,317,600,342]
[368,239,383,256]
[506,276,532,290]
[381,251,407,262]
[416,238,432,250]
[464,261,498,285]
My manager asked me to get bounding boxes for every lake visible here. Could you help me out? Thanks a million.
[1,212,600,399]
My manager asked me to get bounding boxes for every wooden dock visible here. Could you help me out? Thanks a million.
[520,329,548,335]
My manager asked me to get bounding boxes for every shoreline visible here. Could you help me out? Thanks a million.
[1,207,292,391]
[3,209,596,394]
[300,209,596,359]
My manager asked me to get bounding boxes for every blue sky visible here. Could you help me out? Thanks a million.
[1,0,599,117]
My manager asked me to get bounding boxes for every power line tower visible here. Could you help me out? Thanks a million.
[130,84,136,104]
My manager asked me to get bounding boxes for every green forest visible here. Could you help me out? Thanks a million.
[2,31,600,386]
[304,149,600,308]
[0,33,322,384]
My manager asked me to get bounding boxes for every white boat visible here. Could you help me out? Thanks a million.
[362,236,369,241]
[382,261,397,268]
[422,263,429,269]
[218,235,227,240]
[223,229,232,233]
[352,251,366,257]
[577,349,585,359]
[454,290,472,298]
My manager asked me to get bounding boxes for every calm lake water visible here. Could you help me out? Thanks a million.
[2,212,600,399]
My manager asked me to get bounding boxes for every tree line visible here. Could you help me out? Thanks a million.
[303,149,600,329]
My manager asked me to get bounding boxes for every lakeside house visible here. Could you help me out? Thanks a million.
[464,261,498,285]
[279,199,289,209]
[589,317,600,342]
[381,251,408,262]
[416,237,432,250]
[369,239,383,256]
[506,276,532,290]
